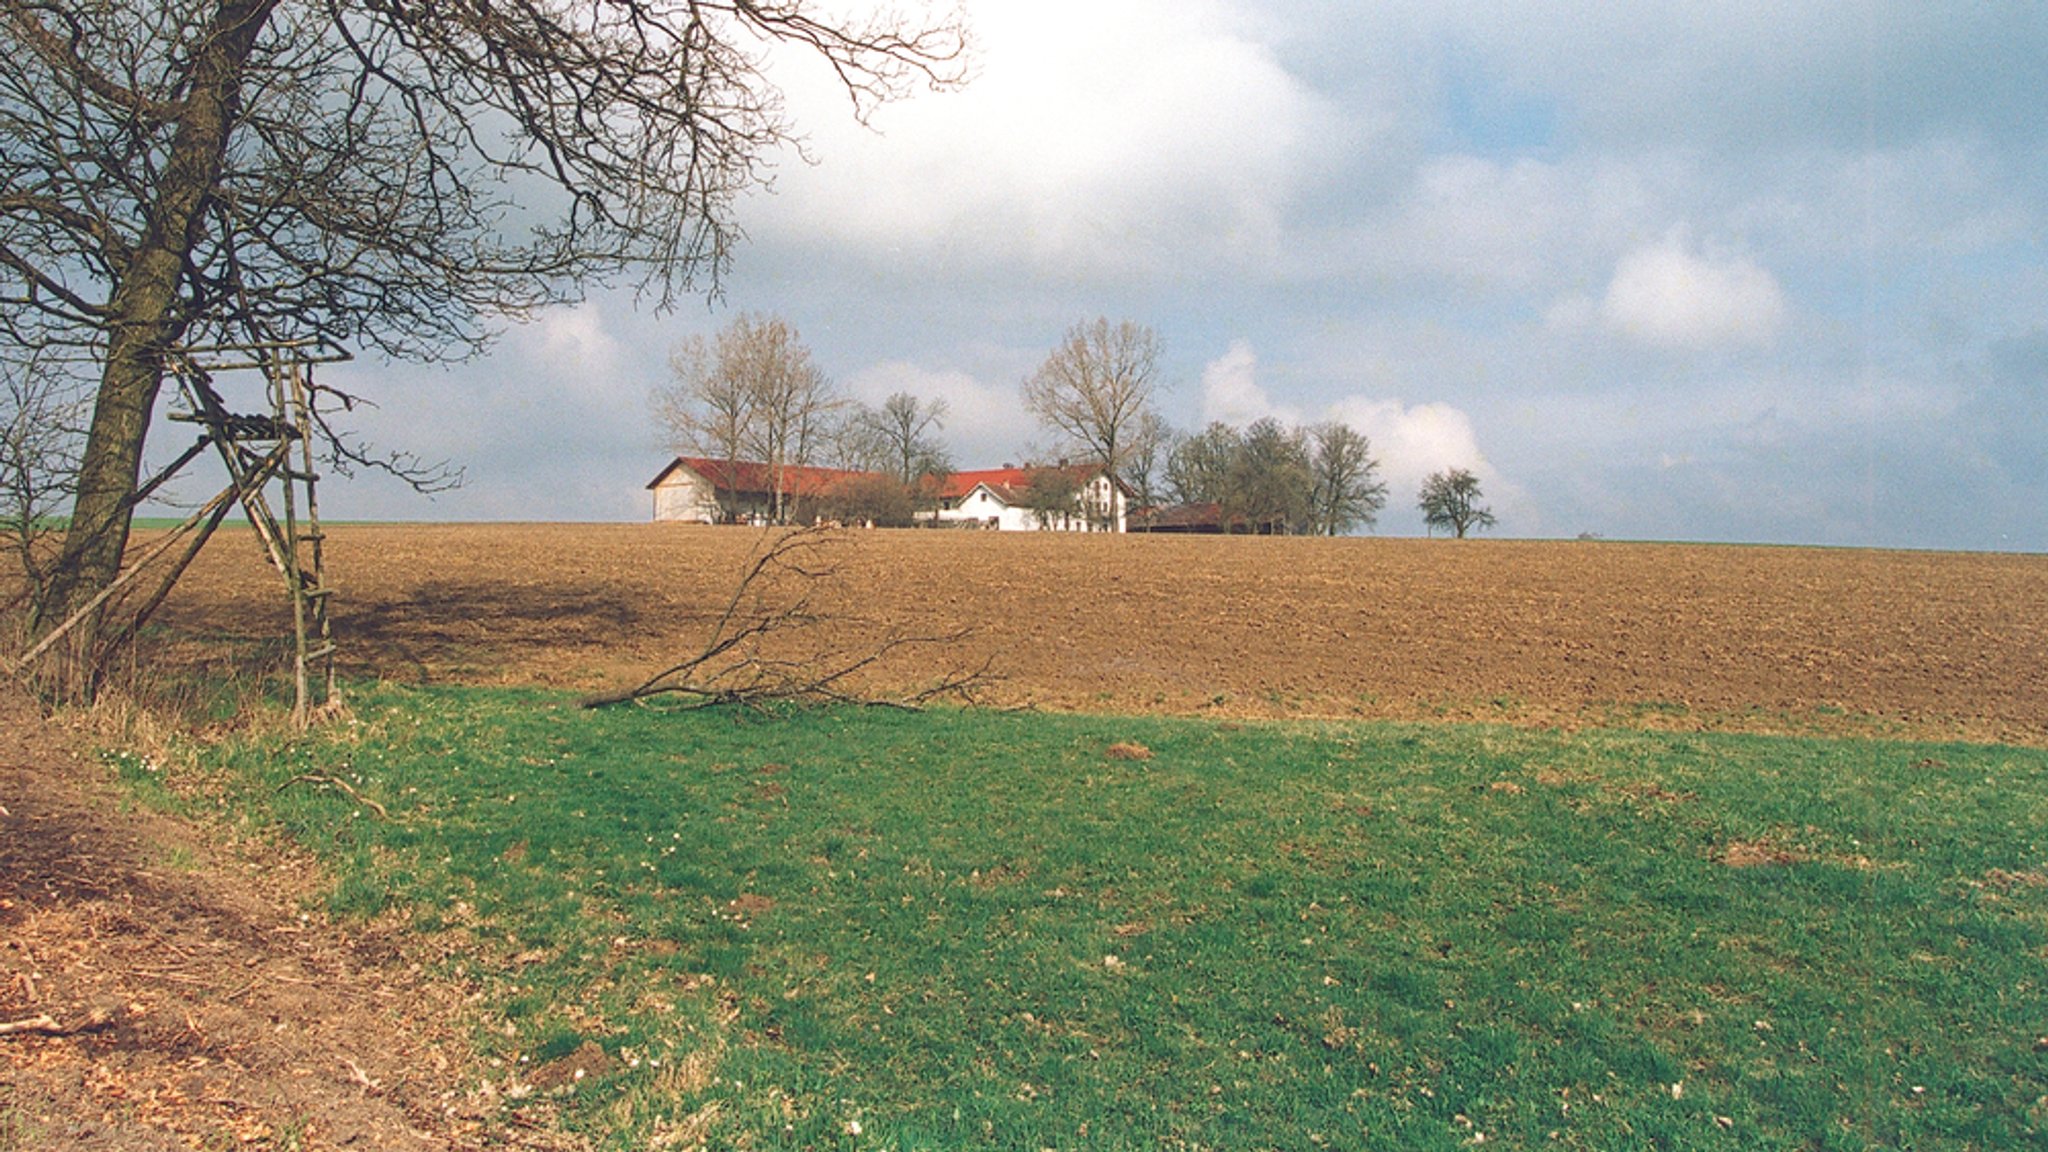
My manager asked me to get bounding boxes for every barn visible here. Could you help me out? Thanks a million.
[646,457,867,524]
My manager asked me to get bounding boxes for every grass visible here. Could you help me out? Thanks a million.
[161,686,2048,1149]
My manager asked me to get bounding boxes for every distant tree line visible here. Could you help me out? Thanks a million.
[1139,418,1388,535]
[655,311,1496,537]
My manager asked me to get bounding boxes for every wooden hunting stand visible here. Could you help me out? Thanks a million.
[9,338,349,724]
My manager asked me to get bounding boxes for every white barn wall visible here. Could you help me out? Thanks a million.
[652,471,718,522]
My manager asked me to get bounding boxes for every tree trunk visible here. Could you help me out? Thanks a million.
[33,0,279,695]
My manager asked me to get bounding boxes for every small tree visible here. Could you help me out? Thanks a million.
[1163,422,1242,505]
[1223,418,1313,534]
[1419,468,1497,538]
[1022,467,1083,529]
[1307,421,1388,536]
[1,352,87,633]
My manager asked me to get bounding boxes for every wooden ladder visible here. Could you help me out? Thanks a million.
[170,345,338,724]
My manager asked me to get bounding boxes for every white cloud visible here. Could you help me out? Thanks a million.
[1323,395,1495,503]
[524,302,622,381]
[751,0,1337,275]
[1596,231,1787,349]
[1199,340,1299,427]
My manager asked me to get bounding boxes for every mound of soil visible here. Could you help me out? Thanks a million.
[0,686,584,1151]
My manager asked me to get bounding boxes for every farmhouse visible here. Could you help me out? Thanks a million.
[647,457,1131,532]
[930,464,1130,532]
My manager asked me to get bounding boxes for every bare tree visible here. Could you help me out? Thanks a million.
[1419,468,1497,538]
[1,2,964,685]
[1307,421,1388,536]
[733,317,838,524]
[0,350,87,631]
[657,335,753,519]
[854,392,952,485]
[582,526,994,709]
[656,314,840,524]
[1118,408,1172,515]
[1021,318,1166,483]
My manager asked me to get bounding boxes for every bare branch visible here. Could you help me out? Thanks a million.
[581,525,998,710]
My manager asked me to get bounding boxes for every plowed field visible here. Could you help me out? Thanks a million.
[150,524,2048,744]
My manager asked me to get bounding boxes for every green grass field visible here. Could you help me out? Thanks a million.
[145,687,2048,1149]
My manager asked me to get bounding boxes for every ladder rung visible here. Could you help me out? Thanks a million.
[301,587,333,599]
[297,531,325,541]
[303,645,337,662]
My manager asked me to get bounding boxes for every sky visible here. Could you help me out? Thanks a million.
[193,0,2046,549]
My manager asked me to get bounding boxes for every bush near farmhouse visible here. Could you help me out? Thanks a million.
[822,474,919,528]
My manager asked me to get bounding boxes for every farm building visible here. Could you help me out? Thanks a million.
[647,457,867,524]
[1128,502,1228,533]
[930,464,1131,532]
[648,457,1131,531]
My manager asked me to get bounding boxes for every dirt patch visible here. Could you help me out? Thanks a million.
[143,525,2048,745]
[0,686,585,1150]
[1720,841,1807,868]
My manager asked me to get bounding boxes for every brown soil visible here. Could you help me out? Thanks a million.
[154,524,2048,744]
[7,524,2043,1148]
[0,686,585,1151]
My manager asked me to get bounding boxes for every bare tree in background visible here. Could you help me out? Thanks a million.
[734,318,839,524]
[656,314,840,523]
[656,336,753,517]
[1021,318,1166,485]
[855,392,952,485]
[1306,421,1388,536]
[1119,408,1171,516]
[0,1,964,688]
[0,350,87,632]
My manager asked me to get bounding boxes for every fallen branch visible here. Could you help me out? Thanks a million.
[0,1008,113,1037]
[0,1013,61,1036]
[278,773,391,820]
[344,1056,383,1092]
[582,526,1001,711]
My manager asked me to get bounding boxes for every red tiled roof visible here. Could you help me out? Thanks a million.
[650,456,873,498]
[933,464,1107,501]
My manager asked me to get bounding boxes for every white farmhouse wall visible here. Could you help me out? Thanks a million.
[652,472,719,522]
[932,477,1126,532]
[1082,475,1128,533]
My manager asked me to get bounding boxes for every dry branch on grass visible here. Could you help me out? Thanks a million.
[278,773,392,820]
[582,526,997,710]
